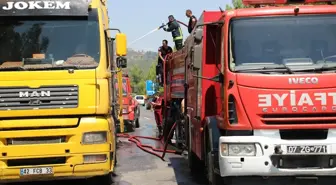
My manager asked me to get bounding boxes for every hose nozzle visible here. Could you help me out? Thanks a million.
[158,22,167,29]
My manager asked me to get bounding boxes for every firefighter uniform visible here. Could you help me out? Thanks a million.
[164,15,183,50]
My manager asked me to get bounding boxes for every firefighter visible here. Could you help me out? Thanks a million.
[151,92,163,136]
[186,9,197,34]
[163,15,183,50]
[157,39,173,86]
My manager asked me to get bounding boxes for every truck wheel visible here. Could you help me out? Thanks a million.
[187,118,203,173]
[163,117,174,143]
[135,118,140,128]
[205,131,223,185]
[114,131,118,166]
[90,173,112,185]
[126,121,135,132]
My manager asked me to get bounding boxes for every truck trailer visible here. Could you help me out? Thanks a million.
[0,0,127,183]
[162,1,336,184]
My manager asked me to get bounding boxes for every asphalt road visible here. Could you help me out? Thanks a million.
[5,106,207,185]
[112,106,207,185]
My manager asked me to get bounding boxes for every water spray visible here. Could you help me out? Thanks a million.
[128,20,187,46]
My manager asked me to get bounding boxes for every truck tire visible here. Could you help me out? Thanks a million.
[89,173,112,185]
[135,118,140,128]
[135,107,140,128]
[186,117,203,173]
[205,130,223,185]
[114,130,118,166]
[125,120,135,132]
[163,117,175,143]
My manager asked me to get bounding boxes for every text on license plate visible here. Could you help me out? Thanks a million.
[20,167,53,176]
[286,145,327,154]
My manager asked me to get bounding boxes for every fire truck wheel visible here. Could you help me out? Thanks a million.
[205,131,224,185]
[125,121,135,132]
[135,118,140,128]
[163,117,175,143]
[187,117,203,173]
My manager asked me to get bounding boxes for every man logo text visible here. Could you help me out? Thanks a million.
[2,1,70,10]
[19,91,51,98]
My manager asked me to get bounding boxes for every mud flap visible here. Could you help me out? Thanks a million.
[295,177,318,185]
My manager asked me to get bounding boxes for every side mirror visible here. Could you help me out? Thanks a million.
[116,33,127,56]
[194,28,203,42]
[116,56,127,68]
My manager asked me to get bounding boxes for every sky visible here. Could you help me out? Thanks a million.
[108,0,231,51]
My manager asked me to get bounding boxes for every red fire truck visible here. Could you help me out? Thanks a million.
[115,74,140,132]
[162,1,336,184]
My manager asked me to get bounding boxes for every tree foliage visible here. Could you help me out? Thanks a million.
[128,59,165,95]
[128,64,146,95]
[225,0,246,10]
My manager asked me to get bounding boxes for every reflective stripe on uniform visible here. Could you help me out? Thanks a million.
[173,27,183,40]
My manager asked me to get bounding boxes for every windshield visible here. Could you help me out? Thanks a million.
[230,15,336,73]
[0,10,99,71]
[136,96,144,100]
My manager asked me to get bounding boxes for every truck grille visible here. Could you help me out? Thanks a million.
[0,85,78,110]
[6,136,66,145]
[7,157,66,167]
[261,113,336,125]
[271,155,336,169]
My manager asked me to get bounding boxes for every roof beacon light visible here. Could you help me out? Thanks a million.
[243,0,336,5]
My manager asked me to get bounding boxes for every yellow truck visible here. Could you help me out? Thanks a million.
[0,0,127,183]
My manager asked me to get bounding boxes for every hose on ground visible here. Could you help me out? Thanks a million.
[117,122,182,161]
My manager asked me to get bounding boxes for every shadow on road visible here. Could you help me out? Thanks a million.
[168,157,207,185]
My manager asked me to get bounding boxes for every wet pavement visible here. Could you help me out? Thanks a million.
[4,107,207,185]
[112,106,207,185]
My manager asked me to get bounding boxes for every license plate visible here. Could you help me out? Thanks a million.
[20,167,53,176]
[287,145,327,154]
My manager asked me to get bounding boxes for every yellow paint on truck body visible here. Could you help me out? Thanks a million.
[0,0,121,182]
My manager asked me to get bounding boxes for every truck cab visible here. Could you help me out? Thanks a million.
[163,1,336,184]
[0,0,127,183]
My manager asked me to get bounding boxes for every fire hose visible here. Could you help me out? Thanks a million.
[116,121,182,161]
[159,20,188,29]
[118,20,187,161]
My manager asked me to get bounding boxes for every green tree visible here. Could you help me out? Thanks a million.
[225,0,246,10]
[129,64,146,94]
[146,61,157,82]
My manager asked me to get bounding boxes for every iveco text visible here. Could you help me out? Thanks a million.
[288,77,318,84]
[2,1,70,10]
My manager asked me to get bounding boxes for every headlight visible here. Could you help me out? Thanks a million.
[220,143,256,156]
[82,131,107,144]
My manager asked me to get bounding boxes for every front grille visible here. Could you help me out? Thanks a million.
[6,136,66,145]
[271,155,336,169]
[7,157,66,167]
[0,85,78,110]
[261,113,336,125]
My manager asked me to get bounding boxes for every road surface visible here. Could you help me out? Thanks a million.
[6,106,207,185]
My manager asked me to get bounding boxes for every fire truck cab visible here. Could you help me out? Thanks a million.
[163,0,336,184]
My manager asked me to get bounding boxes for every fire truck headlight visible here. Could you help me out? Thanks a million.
[220,143,256,156]
[82,131,107,144]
